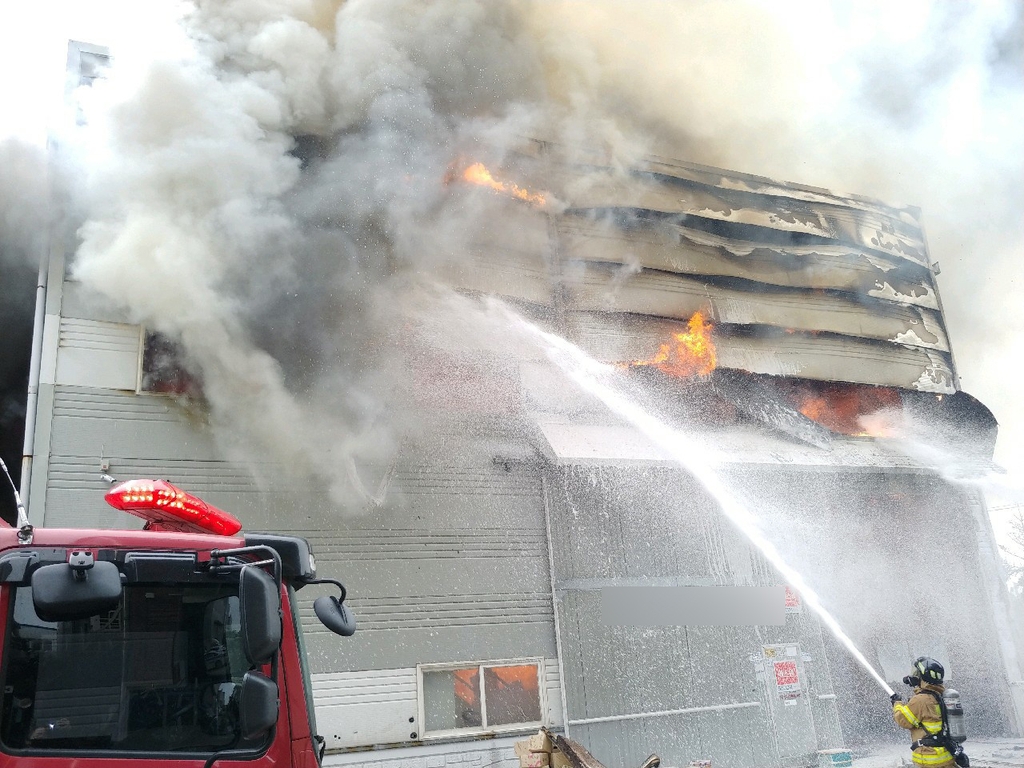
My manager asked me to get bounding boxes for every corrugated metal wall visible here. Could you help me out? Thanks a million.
[736,467,1013,745]
[34,276,1010,759]
[544,465,844,768]
[39,376,558,746]
[291,460,554,675]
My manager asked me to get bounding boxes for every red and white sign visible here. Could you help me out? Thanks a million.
[774,660,801,698]
[774,660,798,686]
[785,586,802,614]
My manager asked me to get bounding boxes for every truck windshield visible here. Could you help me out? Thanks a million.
[0,583,260,754]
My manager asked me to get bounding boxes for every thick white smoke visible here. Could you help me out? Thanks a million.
[47,0,1023,520]
[67,0,555,507]
[0,140,49,268]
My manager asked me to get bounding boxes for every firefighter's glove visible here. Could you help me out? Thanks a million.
[890,693,902,704]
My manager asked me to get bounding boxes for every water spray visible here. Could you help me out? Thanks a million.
[499,304,895,696]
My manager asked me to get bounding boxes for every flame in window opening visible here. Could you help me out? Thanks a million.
[623,311,717,378]
[788,383,902,437]
[455,162,547,206]
[487,665,539,692]
[454,668,479,706]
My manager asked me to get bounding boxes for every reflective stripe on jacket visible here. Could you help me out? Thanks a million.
[893,683,953,768]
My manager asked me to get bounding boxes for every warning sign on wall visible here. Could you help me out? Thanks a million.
[774,660,801,698]
[785,586,802,614]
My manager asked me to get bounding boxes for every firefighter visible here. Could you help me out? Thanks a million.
[891,657,954,768]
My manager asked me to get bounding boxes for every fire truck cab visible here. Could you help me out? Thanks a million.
[0,480,355,767]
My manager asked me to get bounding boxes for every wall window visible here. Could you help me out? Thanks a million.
[140,331,203,398]
[419,660,543,737]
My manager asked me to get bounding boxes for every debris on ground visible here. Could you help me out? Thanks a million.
[515,729,661,768]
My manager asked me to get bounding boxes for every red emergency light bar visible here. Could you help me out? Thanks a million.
[105,479,243,536]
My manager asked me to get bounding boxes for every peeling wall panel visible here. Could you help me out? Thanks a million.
[558,173,927,266]
[450,157,954,391]
[637,156,922,226]
[713,334,954,393]
[565,263,949,352]
[528,142,920,227]
[556,218,939,309]
[560,311,955,393]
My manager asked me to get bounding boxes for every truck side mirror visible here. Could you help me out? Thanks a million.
[304,577,356,637]
[314,595,356,637]
[238,565,282,666]
[31,554,121,622]
[238,670,279,740]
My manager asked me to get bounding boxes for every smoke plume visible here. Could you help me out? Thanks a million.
[57,0,1024,514]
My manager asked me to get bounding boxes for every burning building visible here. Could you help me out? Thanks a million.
[14,39,1024,768]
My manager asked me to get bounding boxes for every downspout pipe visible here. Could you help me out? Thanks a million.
[20,184,50,517]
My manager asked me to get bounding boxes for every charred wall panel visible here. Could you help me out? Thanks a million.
[557,173,926,265]
[564,263,948,351]
[559,312,955,393]
[445,147,954,392]
[556,219,938,310]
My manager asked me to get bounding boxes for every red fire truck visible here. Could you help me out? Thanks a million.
[0,477,356,767]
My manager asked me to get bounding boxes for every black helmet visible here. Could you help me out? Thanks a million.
[910,656,944,684]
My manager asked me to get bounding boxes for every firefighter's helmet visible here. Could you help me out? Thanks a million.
[912,656,945,684]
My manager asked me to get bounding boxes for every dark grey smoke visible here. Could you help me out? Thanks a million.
[0,139,48,524]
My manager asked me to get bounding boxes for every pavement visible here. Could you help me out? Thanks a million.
[323,737,1024,768]
[851,740,1024,768]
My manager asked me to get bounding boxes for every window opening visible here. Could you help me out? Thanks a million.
[78,51,111,88]
[140,331,202,398]
[420,661,541,736]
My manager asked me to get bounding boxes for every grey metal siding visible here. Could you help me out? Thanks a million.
[737,467,1013,743]
[291,463,555,673]
[42,380,558,748]
[43,385,238,527]
[545,466,812,768]
[43,384,556,677]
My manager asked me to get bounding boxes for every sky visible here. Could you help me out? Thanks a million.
[1,0,1022,565]
[0,1,190,145]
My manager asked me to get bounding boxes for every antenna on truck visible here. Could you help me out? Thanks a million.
[0,456,33,545]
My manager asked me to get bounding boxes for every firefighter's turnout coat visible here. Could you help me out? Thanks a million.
[893,682,954,768]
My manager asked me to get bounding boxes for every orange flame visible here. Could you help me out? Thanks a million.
[788,383,901,437]
[625,312,717,378]
[459,162,547,206]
